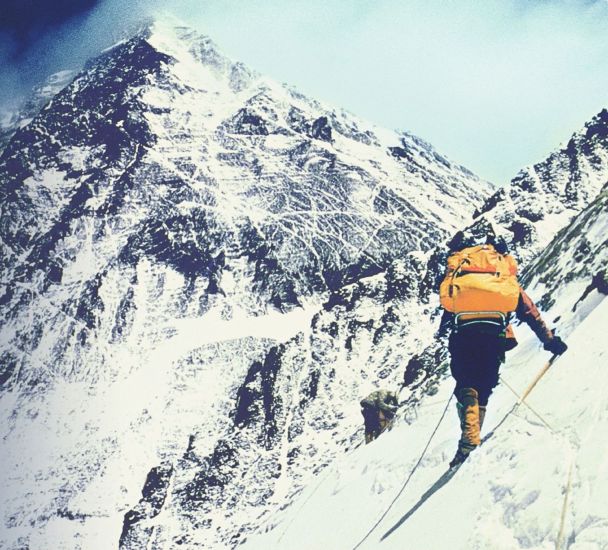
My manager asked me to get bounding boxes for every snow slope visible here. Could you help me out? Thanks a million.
[244,296,608,549]
[242,186,608,550]
[218,118,608,550]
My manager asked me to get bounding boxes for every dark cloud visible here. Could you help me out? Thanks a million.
[0,0,104,57]
[0,0,155,112]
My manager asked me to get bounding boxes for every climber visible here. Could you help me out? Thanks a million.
[438,231,568,468]
[360,390,399,443]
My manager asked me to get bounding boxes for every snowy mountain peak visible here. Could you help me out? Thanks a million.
[141,18,257,91]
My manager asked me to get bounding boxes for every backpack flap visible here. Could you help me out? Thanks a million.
[440,245,519,314]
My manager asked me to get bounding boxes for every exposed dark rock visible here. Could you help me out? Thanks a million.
[402,341,448,390]
[299,369,321,407]
[119,463,174,550]
[234,345,284,448]
[0,352,18,388]
[474,187,506,218]
[111,286,136,343]
[310,116,333,142]
[286,107,311,136]
[226,108,269,135]
[389,145,410,160]
[178,439,240,510]
[508,219,534,248]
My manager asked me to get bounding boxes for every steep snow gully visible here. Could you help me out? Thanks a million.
[1,16,608,550]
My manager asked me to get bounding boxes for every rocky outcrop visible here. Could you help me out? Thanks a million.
[119,463,174,549]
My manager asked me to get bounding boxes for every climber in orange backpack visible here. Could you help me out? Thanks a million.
[438,231,568,468]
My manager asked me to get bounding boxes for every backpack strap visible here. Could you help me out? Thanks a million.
[454,311,507,333]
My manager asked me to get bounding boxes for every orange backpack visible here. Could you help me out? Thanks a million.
[439,244,519,317]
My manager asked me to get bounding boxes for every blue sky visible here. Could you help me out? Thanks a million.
[2,0,608,184]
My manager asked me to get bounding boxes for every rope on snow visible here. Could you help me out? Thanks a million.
[350,352,573,550]
[555,458,574,550]
[351,393,454,550]
[499,357,577,550]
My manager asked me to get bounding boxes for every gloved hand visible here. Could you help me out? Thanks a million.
[544,336,568,355]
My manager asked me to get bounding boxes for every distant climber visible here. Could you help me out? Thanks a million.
[360,390,399,443]
[438,232,568,468]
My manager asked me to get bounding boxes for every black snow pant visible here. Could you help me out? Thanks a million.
[361,405,394,442]
[448,324,507,406]
[361,405,381,440]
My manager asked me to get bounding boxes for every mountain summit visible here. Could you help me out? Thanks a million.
[0,18,492,549]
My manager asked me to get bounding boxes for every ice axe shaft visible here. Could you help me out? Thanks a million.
[519,354,558,403]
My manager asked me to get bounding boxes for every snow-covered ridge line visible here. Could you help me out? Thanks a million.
[469,108,608,265]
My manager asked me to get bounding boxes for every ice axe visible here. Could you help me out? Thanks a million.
[518,353,558,404]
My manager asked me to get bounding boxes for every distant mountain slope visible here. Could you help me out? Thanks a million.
[471,109,608,264]
[0,19,491,550]
[523,182,608,314]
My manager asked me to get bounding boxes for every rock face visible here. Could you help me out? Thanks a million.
[471,109,608,264]
[0,19,493,550]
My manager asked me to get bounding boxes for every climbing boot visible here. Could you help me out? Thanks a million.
[449,448,469,468]
[449,388,481,467]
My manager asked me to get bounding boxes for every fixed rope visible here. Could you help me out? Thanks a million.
[276,413,393,544]
[351,393,453,550]
[283,353,570,548]
[484,355,558,440]
[499,375,557,432]
[555,458,574,550]
[275,462,336,544]
[352,353,569,550]
[498,358,576,550]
